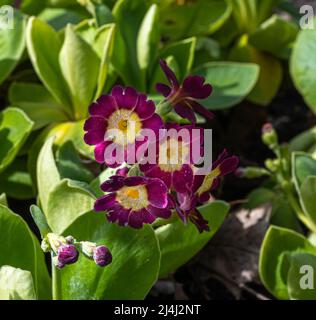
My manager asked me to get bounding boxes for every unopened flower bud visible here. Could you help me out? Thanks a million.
[262,123,278,148]
[65,236,75,244]
[93,245,112,267]
[81,241,97,258]
[47,233,66,253]
[265,158,280,172]
[57,244,79,266]
[41,237,51,253]
[52,256,65,269]
[235,167,270,179]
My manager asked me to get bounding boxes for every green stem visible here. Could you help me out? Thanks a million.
[51,253,59,300]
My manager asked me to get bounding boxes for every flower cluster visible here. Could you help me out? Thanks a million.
[41,233,112,269]
[84,60,238,233]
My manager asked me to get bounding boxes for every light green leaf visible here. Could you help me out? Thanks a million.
[249,14,298,59]
[229,35,282,106]
[0,205,51,299]
[137,4,160,78]
[30,205,51,239]
[0,108,33,174]
[291,21,316,114]
[55,212,160,300]
[299,176,316,229]
[46,179,95,234]
[0,193,7,206]
[9,82,67,130]
[37,137,61,213]
[0,266,36,300]
[26,17,72,112]
[292,152,316,188]
[89,167,118,198]
[156,201,230,277]
[290,126,316,155]
[0,9,26,85]
[93,24,116,98]
[59,25,100,120]
[244,187,274,209]
[194,62,259,110]
[259,226,316,299]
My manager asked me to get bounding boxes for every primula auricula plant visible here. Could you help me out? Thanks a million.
[83,60,239,235]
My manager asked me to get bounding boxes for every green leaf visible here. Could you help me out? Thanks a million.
[259,226,316,299]
[112,0,148,90]
[290,126,316,154]
[249,15,298,59]
[0,9,26,85]
[26,17,72,112]
[193,62,259,110]
[292,152,316,188]
[244,187,275,209]
[0,205,51,299]
[30,205,51,239]
[89,167,118,197]
[291,22,316,114]
[137,4,160,79]
[56,141,94,183]
[93,24,116,97]
[55,212,160,299]
[160,0,231,41]
[0,157,35,200]
[46,179,95,234]
[9,82,67,130]
[59,25,100,119]
[0,266,36,300]
[287,253,316,300]
[37,137,61,213]
[299,176,316,229]
[160,37,196,81]
[0,108,33,174]
[0,193,7,206]
[156,201,230,277]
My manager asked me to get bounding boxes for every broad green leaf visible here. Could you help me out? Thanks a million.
[0,266,36,300]
[93,24,116,98]
[249,15,298,59]
[46,179,95,234]
[0,205,51,299]
[0,108,33,174]
[56,141,94,183]
[194,62,259,110]
[288,253,316,300]
[112,0,148,90]
[160,37,196,81]
[292,152,316,188]
[0,9,26,85]
[229,35,282,106]
[194,37,221,67]
[55,212,160,300]
[9,82,67,130]
[37,137,61,213]
[26,17,72,112]
[291,21,316,113]
[299,176,316,229]
[137,4,160,79]
[156,200,230,277]
[160,0,231,41]
[20,0,47,15]
[89,167,118,197]
[290,126,316,155]
[0,157,35,200]
[30,205,51,239]
[259,226,316,300]
[59,25,100,119]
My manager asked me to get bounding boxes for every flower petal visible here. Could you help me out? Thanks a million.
[89,95,117,118]
[100,175,126,192]
[128,210,144,229]
[135,94,155,119]
[183,75,212,99]
[159,59,179,89]
[172,165,194,193]
[112,86,138,110]
[174,103,196,124]
[84,116,107,131]
[147,205,172,219]
[142,114,163,134]
[156,83,172,97]
[146,178,168,208]
[190,100,214,122]
[94,193,117,211]
[84,130,105,145]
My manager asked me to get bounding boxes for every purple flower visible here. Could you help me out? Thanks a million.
[173,150,239,232]
[156,60,214,124]
[84,86,163,167]
[93,245,112,267]
[94,176,172,229]
[57,244,79,267]
[140,123,203,194]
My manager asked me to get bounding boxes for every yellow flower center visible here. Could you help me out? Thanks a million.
[107,109,142,145]
[116,185,149,211]
[158,138,190,172]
